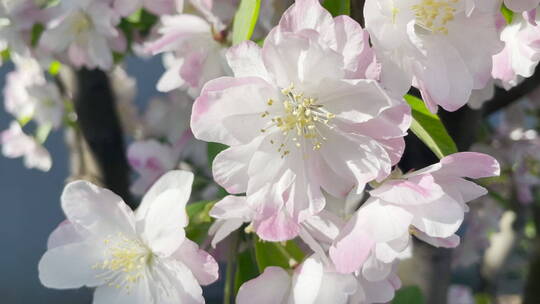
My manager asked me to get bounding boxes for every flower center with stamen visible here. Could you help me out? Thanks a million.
[411,0,459,35]
[93,232,152,291]
[260,84,336,157]
[72,11,92,35]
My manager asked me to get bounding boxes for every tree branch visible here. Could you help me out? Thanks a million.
[74,68,133,208]
[483,65,540,117]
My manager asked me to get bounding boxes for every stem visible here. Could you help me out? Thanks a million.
[224,232,240,304]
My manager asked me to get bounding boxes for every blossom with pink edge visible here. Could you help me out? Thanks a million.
[38,170,219,304]
[39,0,122,70]
[3,56,64,128]
[0,0,53,60]
[127,139,178,195]
[236,255,401,304]
[191,0,410,242]
[208,195,254,248]
[1,121,52,171]
[492,12,540,89]
[330,152,500,275]
[365,0,503,112]
[147,9,231,97]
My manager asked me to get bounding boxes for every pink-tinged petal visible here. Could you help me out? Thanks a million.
[310,150,355,198]
[405,196,465,238]
[208,196,253,247]
[412,229,461,248]
[128,140,177,195]
[191,76,278,146]
[236,267,291,304]
[157,57,185,92]
[226,40,270,80]
[143,0,178,15]
[147,14,211,54]
[38,241,105,289]
[505,0,540,13]
[414,37,474,112]
[362,253,392,282]
[210,195,253,220]
[93,277,152,304]
[61,181,135,237]
[333,15,376,79]
[309,267,357,304]
[278,0,334,35]
[113,0,143,16]
[173,239,219,285]
[263,31,343,88]
[135,171,193,257]
[440,177,488,205]
[47,220,88,249]
[208,218,244,248]
[355,272,401,304]
[329,214,375,273]
[291,257,324,303]
[439,152,500,179]
[358,198,414,242]
[150,259,205,303]
[370,174,445,206]
[180,51,205,88]
[316,79,393,124]
[254,207,300,242]
[320,131,391,186]
[212,140,261,194]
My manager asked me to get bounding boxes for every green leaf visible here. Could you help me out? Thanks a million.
[1,49,10,62]
[323,0,351,16]
[404,94,458,159]
[501,4,514,24]
[207,142,228,164]
[31,23,44,47]
[254,237,306,272]
[185,200,215,244]
[474,293,492,304]
[392,286,425,304]
[232,0,261,45]
[234,247,260,293]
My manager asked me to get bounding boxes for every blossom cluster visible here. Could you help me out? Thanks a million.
[0,0,538,303]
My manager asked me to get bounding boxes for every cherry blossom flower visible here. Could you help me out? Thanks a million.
[330,152,500,274]
[365,0,503,112]
[191,0,410,242]
[208,195,254,248]
[3,56,64,128]
[1,121,52,171]
[39,0,122,70]
[127,139,178,195]
[147,10,231,97]
[236,255,401,304]
[492,12,540,89]
[38,170,219,303]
